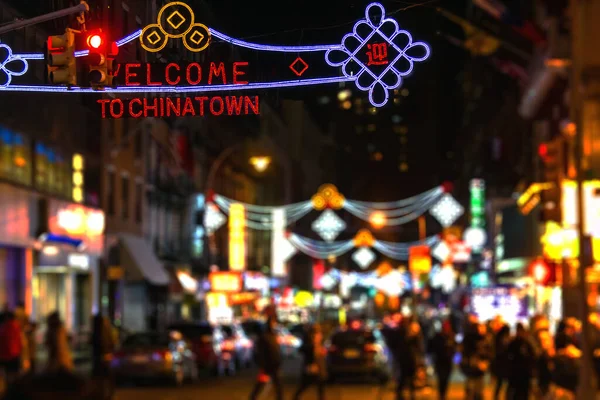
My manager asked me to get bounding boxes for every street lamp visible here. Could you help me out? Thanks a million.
[249,156,271,173]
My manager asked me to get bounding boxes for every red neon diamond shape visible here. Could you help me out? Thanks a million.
[290,57,309,77]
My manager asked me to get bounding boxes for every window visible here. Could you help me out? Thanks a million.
[135,182,142,223]
[121,175,130,219]
[0,128,32,186]
[107,170,116,216]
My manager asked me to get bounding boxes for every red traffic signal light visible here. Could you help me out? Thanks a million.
[87,34,104,49]
[538,143,548,159]
[532,260,549,283]
[529,258,557,285]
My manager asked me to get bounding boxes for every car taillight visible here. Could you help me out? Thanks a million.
[152,350,172,361]
[364,344,379,353]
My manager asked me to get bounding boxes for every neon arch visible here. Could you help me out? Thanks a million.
[0,2,430,108]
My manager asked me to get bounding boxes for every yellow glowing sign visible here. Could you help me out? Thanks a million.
[409,245,432,274]
[140,2,211,53]
[229,203,246,271]
[517,183,553,208]
[561,180,600,234]
[209,272,242,292]
[294,291,314,308]
[541,221,579,260]
[311,184,345,210]
[72,154,84,204]
[206,292,228,308]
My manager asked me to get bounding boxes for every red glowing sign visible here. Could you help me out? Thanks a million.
[98,61,259,119]
[366,42,389,66]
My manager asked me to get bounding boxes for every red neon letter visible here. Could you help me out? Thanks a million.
[129,98,143,118]
[195,97,208,116]
[165,63,180,85]
[244,96,260,115]
[210,97,224,115]
[208,62,227,85]
[186,63,202,85]
[97,99,111,118]
[225,96,244,115]
[166,98,181,117]
[146,64,162,86]
[125,63,141,86]
[233,62,249,85]
[144,98,158,117]
[182,97,196,116]
[110,99,124,118]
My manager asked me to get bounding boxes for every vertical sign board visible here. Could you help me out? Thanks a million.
[229,203,246,272]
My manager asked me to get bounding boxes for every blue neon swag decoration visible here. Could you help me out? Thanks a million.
[1,2,430,108]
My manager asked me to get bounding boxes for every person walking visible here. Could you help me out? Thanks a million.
[0,312,24,385]
[249,317,283,400]
[45,312,73,372]
[394,319,423,400]
[460,322,491,400]
[429,320,456,400]
[491,324,511,400]
[91,314,116,399]
[506,323,536,400]
[293,324,327,400]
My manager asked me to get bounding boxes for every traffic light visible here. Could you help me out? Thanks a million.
[539,137,565,223]
[46,29,76,85]
[86,31,108,87]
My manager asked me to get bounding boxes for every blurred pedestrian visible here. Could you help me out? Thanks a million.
[555,319,577,351]
[506,323,536,400]
[491,324,511,400]
[249,317,282,400]
[14,302,33,374]
[536,329,555,397]
[91,313,116,399]
[0,311,24,385]
[460,322,491,400]
[394,319,423,400]
[293,324,326,400]
[429,320,456,400]
[45,312,73,372]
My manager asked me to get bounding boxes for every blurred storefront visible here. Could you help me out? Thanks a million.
[33,200,104,333]
[0,183,35,314]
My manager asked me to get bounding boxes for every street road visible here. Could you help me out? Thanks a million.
[115,358,493,400]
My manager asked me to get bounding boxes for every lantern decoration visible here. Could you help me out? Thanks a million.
[430,194,464,227]
[312,209,346,242]
[204,202,226,234]
[352,246,376,269]
[311,184,345,210]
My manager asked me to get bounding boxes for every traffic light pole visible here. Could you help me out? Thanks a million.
[0,1,88,36]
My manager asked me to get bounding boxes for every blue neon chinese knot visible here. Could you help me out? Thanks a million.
[0,44,28,88]
[325,3,430,107]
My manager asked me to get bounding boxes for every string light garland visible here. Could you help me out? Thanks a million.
[6,2,430,108]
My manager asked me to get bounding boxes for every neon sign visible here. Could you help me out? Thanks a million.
[1,2,430,109]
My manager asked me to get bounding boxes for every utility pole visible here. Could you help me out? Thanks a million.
[0,1,88,36]
[571,0,599,397]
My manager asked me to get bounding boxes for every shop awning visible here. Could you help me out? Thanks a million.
[120,234,169,286]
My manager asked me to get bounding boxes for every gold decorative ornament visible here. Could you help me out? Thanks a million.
[311,184,345,210]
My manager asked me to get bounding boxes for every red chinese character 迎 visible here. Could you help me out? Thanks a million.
[366,42,389,66]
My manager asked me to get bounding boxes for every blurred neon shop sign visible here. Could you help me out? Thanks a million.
[54,206,105,237]
[209,271,243,293]
[1,2,430,111]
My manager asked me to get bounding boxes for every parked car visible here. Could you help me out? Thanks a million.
[167,322,233,376]
[326,327,391,383]
[111,331,198,386]
[220,323,254,368]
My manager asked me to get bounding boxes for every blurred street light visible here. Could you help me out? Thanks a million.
[369,211,387,229]
[249,156,271,172]
[337,89,351,101]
